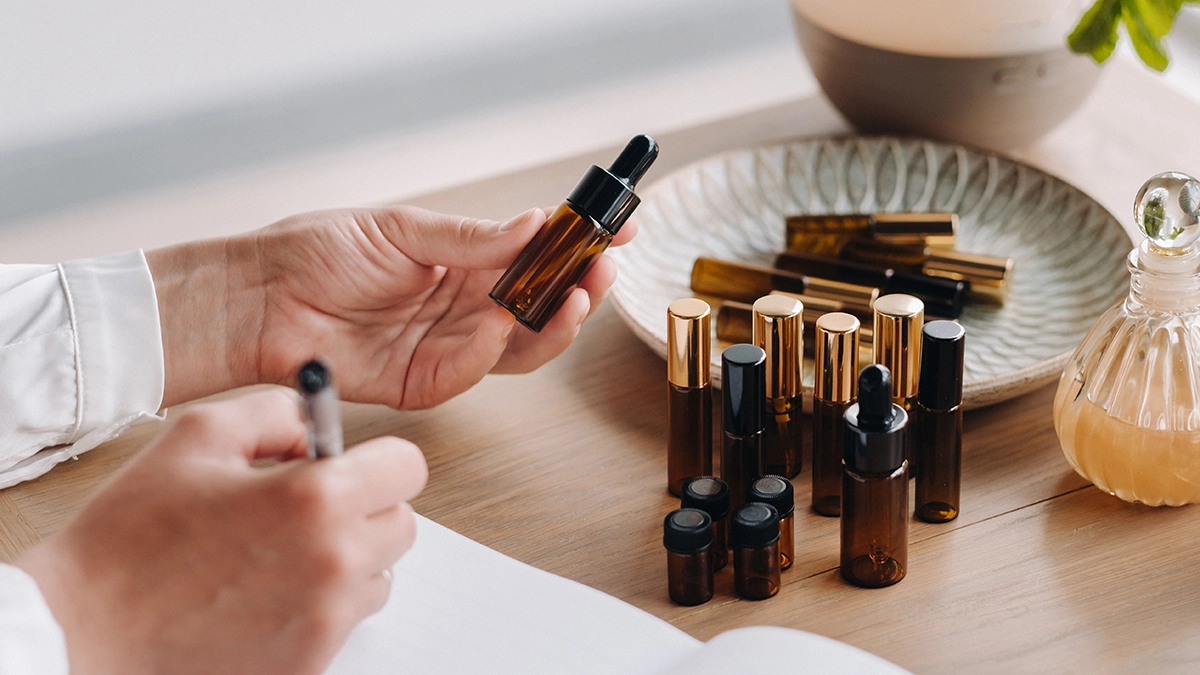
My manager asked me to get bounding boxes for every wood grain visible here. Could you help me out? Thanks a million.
[3,56,1200,672]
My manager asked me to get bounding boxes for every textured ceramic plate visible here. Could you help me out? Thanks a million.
[610,136,1132,409]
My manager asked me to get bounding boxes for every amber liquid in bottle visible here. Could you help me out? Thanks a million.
[841,463,909,588]
[723,432,763,513]
[666,549,714,606]
[914,403,962,522]
[691,257,810,304]
[668,384,713,496]
[490,203,611,332]
[811,398,850,517]
[734,542,781,600]
[763,404,802,478]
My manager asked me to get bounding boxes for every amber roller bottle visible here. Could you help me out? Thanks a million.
[690,257,878,308]
[914,320,966,523]
[873,293,924,478]
[491,135,658,332]
[811,312,859,517]
[721,344,766,513]
[841,365,909,588]
[752,295,803,479]
[666,298,712,496]
[784,212,957,254]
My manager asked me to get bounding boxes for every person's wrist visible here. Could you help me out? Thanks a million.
[146,235,266,405]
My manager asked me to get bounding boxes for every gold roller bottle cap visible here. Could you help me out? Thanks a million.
[667,298,711,388]
[802,278,879,311]
[870,213,958,248]
[923,248,1014,304]
[814,312,860,404]
[752,295,803,401]
[873,293,925,402]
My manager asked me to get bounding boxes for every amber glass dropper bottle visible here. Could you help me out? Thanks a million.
[491,135,658,332]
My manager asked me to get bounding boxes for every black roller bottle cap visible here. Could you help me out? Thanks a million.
[663,508,714,554]
[730,502,780,549]
[722,344,766,437]
[747,475,794,518]
[682,476,730,520]
[918,320,966,411]
[844,364,908,474]
[566,134,658,236]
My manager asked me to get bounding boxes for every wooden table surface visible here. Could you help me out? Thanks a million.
[3,57,1200,673]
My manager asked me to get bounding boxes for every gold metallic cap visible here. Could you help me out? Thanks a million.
[870,213,958,248]
[752,295,803,400]
[814,312,860,403]
[922,248,1014,304]
[801,278,879,311]
[667,298,711,388]
[872,293,925,402]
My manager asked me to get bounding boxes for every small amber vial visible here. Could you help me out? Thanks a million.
[663,508,715,606]
[681,476,730,571]
[730,502,781,600]
[491,135,657,332]
[914,320,966,523]
[841,365,909,588]
[747,475,795,571]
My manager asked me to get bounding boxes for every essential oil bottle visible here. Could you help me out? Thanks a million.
[811,312,860,517]
[721,344,766,513]
[838,240,1014,305]
[681,476,730,571]
[491,135,658,332]
[666,298,713,496]
[715,295,874,350]
[663,508,715,606]
[774,249,965,318]
[690,257,878,308]
[752,295,803,478]
[747,475,795,570]
[731,502,781,600]
[841,364,909,588]
[785,212,957,254]
[873,293,924,478]
[914,320,966,523]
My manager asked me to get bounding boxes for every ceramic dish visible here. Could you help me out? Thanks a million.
[609,136,1132,409]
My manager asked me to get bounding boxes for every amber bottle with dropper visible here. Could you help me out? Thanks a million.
[752,295,803,478]
[841,364,909,588]
[491,135,658,332]
[811,312,860,517]
[873,294,924,478]
[721,344,766,513]
[914,320,966,523]
[681,476,730,571]
[666,298,712,496]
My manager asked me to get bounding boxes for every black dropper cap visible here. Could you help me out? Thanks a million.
[722,344,766,437]
[747,475,794,518]
[918,320,966,411]
[844,364,908,473]
[682,476,730,521]
[297,359,330,393]
[663,508,714,554]
[730,502,780,549]
[566,134,658,236]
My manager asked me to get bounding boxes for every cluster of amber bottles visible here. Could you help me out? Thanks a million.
[664,276,967,601]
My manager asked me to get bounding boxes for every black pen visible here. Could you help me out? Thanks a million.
[298,359,344,458]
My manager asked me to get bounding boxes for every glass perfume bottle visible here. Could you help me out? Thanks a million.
[491,135,658,332]
[1054,172,1200,506]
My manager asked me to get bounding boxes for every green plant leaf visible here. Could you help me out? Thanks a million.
[1068,0,1123,62]
[1130,0,1185,37]
[1123,4,1171,70]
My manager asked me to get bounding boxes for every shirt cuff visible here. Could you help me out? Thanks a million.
[0,564,69,675]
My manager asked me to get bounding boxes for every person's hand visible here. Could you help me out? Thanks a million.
[148,206,635,408]
[16,389,427,675]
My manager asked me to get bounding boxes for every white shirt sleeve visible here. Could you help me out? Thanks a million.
[0,564,69,675]
[0,249,165,487]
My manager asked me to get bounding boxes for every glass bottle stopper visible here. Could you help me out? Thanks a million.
[1134,172,1200,254]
